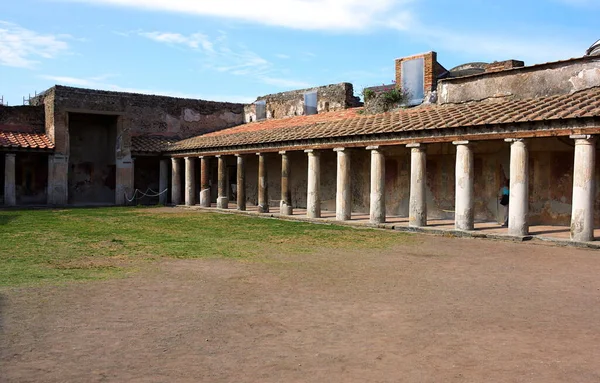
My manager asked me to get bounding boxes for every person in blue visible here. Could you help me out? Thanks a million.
[499,179,510,227]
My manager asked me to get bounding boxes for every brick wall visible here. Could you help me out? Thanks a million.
[395,51,439,93]
[484,60,525,73]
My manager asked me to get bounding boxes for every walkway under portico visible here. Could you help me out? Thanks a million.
[180,203,600,249]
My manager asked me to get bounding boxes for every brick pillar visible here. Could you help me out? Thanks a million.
[257,153,269,213]
[280,151,293,215]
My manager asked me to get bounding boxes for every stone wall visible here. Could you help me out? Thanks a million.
[31,86,245,144]
[438,56,600,104]
[243,83,361,123]
[29,85,245,205]
[0,105,45,131]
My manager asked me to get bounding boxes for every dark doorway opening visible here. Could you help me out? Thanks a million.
[68,113,118,205]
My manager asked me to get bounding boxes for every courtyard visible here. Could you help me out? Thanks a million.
[1,208,600,382]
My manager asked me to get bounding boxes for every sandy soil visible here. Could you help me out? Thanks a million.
[2,235,600,382]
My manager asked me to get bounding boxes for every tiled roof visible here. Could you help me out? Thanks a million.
[132,135,179,153]
[171,87,600,152]
[0,128,54,150]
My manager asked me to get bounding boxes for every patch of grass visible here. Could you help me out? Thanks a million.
[0,208,412,287]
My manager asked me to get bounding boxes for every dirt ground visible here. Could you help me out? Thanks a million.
[2,235,600,383]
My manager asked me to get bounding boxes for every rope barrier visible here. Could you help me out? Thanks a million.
[124,188,169,203]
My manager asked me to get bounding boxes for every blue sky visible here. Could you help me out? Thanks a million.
[0,0,598,106]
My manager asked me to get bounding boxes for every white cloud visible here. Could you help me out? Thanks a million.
[39,74,255,103]
[138,31,213,52]
[65,0,415,31]
[275,53,291,59]
[0,21,70,68]
[137,29,311,89]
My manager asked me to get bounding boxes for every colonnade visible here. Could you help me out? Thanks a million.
[163,135,597,242]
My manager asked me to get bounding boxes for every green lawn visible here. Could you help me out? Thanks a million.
[0,207,411,287]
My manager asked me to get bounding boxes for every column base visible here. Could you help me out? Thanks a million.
[199,190,211,207]
[258,204,270,213]
[216,197,229,209]
[280,201,293,215]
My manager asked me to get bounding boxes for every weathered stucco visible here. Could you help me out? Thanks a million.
[438,56,600,104]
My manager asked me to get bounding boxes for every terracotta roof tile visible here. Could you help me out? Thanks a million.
[0,129,54,150]
[170,87,600,152]
[132,135,179,153]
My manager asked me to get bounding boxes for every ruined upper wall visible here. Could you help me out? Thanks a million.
[437,55,600,104]
[31,86,245,139]
[243,83,361,123]
[0,105,45,132]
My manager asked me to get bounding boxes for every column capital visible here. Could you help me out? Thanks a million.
[278,151,289,155]
[333,147,346,152]
[256,152,265,156]
[570,134,596,143]
[366,145,380,151]
[5,153,16,158]
[171,157,179,162]
[215,155,222,158]
[406,143,424,149]
[504,138,526,144]
[452,140,470,146]
[304,149,319,155]
[235,153,244,157]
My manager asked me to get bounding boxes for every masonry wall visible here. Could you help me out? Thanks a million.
[0,105,45,130]
[243,83,361,123]
[438,56,600,104]
[30,86,245,205]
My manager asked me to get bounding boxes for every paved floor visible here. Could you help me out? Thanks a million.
[184,203,600,246]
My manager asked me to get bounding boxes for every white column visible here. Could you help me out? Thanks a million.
[454,141,474,231]
[216,155,228,209]
[506,139,529,236]
[280,151,293,215]
[335,148,351,221]
[184,157,195,206]
[159,159,168,205]
[199,156,211,207]
[171,157,182,205]
[408,143,427,227]
[368,146,385,224]
[305,149,321,218]
[257,153,269,213]
[4,153,16,206]
[570,135,596,242]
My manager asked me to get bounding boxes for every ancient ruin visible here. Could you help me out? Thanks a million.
[2,44,600,243]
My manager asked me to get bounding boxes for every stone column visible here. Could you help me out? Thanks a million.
[506,139,529,236]
[4,153,16,206]
[171,157,182,205]
[199,156,211,207]
[184,157,195,206]
[368,146,385,224]
[280,151,293,215]
[335,148,351,221]
[453,141,474,231]
[115,156,134,205]
[305,149,321,218]
[236,154,246,211]
[570,135,596,242]
[159,159,169,205]
[408,143,427,227]
[47,154,68,205]
[257,153,269,213]
[216,155,228,209]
